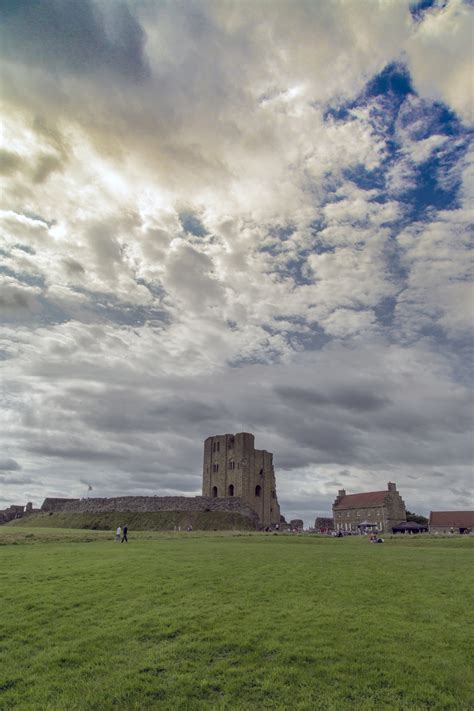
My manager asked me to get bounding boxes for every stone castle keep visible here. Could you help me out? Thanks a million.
[20,433,281,529]
[202,432,281,528]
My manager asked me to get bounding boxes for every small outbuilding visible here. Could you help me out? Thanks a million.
[392,521,428,534]
[429,511,474,534]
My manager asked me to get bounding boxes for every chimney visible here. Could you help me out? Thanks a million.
[338,489,346,497]
[388,482,396,492]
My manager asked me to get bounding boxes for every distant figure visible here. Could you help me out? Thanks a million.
[121,525,128,543]
[115,526,121,542]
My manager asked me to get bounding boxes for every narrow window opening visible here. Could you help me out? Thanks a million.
[212,486,218,497]
[255,485,261,497]
[228,484,234,497]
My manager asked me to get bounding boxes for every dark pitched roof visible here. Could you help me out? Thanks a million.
[334,491,387,509]
[429,511,474,527]
[392,521,427,531]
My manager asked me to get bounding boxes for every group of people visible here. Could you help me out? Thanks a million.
[115,525,128,543]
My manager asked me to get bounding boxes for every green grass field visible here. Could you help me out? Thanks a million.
[0,529,472,710]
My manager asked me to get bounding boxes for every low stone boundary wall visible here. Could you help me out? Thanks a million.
[41,495,259,525]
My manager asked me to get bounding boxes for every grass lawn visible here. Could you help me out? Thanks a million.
[0,530,472,710]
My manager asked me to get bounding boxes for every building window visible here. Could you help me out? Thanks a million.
[228,484,234,497]
[229,461,235,470]
[228,437,234,449]
[255,485,261,497]
[212,486,218,497]
[212,463,219,473]
[259,468,264,477]
[271,490,275,499]
[217,441,220,452]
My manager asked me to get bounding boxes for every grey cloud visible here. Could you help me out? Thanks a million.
[332,386,391,412]
[275,386,329,406]
[32,154,64,184]
[0,458,21,471]
[70,389,228,434]
[0,475,35,485]
[0,282,41,314]
[0,149,24,175]
[62,258,86,276]
[0,0,149,80]
[25,444,124,463]
[275,384,390,412]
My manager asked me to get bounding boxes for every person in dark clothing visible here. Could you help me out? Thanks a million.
[121,525,128,543]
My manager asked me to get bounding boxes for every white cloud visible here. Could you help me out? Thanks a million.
[406,0,474,126]
[0,0,473,524]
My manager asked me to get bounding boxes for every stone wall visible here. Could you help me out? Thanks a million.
[40,495,260,525]
[202,432,281,527]
[41,498,80,512]
[0,502,41,525]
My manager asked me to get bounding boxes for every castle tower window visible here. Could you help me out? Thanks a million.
[212,486,218,497]
[228,484,234,497]
[212,463,219,473]
[255,485,261,497]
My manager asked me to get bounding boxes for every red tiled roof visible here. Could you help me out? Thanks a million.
[334,491,387,509]
[429,511,474,527]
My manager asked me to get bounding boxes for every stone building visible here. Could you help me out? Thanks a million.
[0,502,40,525]
[202,432,281,528]
[332,482,406,533]
[429,511,474,534]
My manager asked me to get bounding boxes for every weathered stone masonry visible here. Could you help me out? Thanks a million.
[41,495,259,525]
[202,432,281,528]
[333,482,406,533]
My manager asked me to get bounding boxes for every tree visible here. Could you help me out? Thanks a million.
[406,510,428,525]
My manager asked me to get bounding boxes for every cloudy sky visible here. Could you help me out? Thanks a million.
[1,0,473,525]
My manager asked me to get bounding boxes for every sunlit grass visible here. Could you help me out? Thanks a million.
[0,530,472,710]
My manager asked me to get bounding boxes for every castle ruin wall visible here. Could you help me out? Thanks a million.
[40,495,259,525]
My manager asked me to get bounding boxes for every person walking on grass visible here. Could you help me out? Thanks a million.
[121,525,128,543]
[115,526,121,542]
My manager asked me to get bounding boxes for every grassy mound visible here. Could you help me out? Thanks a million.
[9,510,257,531]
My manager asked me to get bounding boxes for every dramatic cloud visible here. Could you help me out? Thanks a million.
[1,0,473,524]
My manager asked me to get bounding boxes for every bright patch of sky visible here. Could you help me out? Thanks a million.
[1,0,473,525]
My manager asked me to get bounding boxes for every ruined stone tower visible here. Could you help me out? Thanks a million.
[202,432,281,528]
